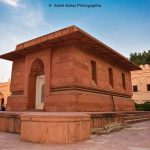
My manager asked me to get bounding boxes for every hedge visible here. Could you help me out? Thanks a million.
[135,103,150,111]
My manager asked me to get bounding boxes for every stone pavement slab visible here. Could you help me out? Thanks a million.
[0,121,150,150]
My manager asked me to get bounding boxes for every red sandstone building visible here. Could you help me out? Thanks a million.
[0,26,140,112]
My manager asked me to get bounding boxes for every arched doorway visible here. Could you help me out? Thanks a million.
[0,92,4,100]
[27,59,45,110]
[0,92,4,107]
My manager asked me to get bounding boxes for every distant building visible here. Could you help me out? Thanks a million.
[0,81,11,106]
[131,64,150,104]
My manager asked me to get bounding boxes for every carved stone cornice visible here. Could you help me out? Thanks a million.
[21,113,90,122]
[11,90,24,95]
[51,84,131,98]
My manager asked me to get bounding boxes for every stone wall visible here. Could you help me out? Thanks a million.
[7,48,51,111]
[45,44,135,112]
[10,58,25,93]
[131,64,150,104]
[7,42,135,111]
[51,44,76,87]
[73,45,132,96]
[0,111,21,133]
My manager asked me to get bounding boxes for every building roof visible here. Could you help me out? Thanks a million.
[0,25,140,71]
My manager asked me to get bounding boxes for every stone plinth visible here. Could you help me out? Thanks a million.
[0,111,21,133]
[21,113,90,144]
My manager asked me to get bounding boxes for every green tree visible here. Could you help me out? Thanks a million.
[130,50,150,65]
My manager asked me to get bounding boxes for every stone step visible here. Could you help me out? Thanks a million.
[124,113,150,117]
[124,112,150,124]
[124,111,150,114]
[124,115,150,120]
[125,118,150,124]
[27,109,44,112]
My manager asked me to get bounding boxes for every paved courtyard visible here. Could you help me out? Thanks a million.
[0,121,150,150]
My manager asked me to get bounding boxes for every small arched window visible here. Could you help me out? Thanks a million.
[0,93,4,100]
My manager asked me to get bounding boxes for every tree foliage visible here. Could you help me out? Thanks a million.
[129,50,150,66]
